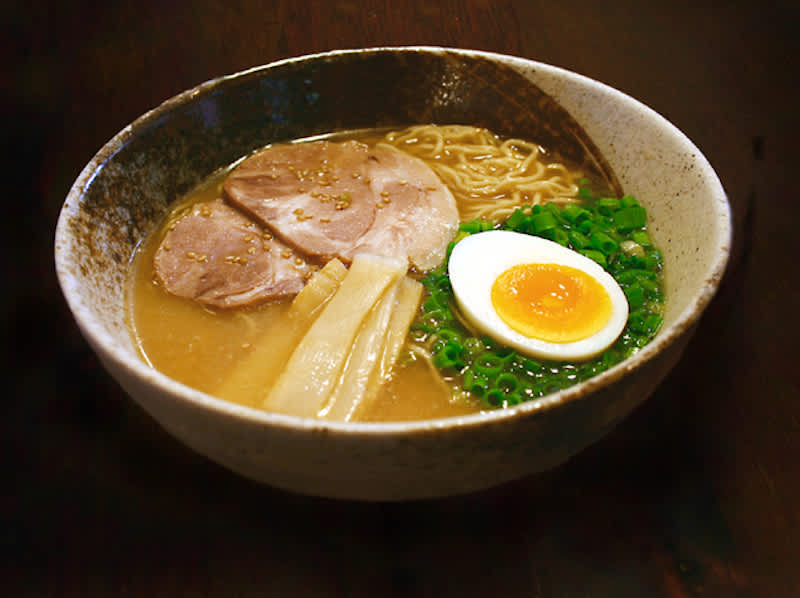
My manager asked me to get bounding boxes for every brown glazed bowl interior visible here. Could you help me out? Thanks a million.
[55,47,731,500]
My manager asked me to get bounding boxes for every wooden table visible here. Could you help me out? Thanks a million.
[5,1,799,595]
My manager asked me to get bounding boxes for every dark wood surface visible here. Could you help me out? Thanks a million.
[4,1,799,595]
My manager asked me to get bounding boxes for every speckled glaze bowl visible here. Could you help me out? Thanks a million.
[55,47,730,500]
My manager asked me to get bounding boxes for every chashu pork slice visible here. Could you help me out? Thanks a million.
[154,198,313,308]
[223,140,458,271]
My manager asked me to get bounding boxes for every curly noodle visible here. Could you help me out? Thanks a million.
[381,124,580,222]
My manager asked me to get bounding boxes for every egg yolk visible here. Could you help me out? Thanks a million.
[490,263,613,343]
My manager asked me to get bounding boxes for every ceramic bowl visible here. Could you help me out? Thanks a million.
[55,47,731,500]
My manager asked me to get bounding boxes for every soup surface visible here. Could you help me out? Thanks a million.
[129,171,481,421]
[128,126,662,421]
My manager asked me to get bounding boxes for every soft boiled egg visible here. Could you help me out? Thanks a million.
[448,230,629,361]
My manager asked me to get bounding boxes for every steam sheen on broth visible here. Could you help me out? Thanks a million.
[128,125,661,421]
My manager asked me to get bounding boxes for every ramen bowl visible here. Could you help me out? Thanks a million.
[55,47,730,500]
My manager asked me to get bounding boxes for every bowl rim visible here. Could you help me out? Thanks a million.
[55,45,732,437]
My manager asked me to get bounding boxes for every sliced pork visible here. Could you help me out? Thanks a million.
[153,198,313,308]
[223,140,458,271]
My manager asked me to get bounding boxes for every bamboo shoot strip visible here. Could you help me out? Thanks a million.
[366,276,423,401]
[215,259,348,407]
[329,276,424,421]
[320,279,400,421]
[263,254,406,417]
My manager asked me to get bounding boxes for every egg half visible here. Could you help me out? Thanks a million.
[448,230,629,361]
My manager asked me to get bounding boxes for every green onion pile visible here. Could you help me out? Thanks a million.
[411,184,665,408]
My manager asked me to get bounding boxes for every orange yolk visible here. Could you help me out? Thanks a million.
[490,263,613,343]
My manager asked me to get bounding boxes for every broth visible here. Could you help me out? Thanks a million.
[128,133,487,420]
[128,126,657,421]
[131,238,482,419]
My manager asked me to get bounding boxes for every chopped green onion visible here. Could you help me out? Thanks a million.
[463,369,489,396]
[561,203,591,225]
[644,249,663,270]
[418,309,448,330]
[422,291,448,312]
[590,231,620,255]
[481,336,497,351]
[552,228,569,246]
[644,315,663,335]
[624,284,646,309]
[631,230,652,247]
[474,352,504,377]
[614,269,657,285]
[459,219,492,234]
[435,328,463,344]
[495,372,519,393]
[433,341,464,370]
[568,230,591,249]
[579,249,607,268]
[531,211,558,234]
[613,206,647,231]
[621,195,640,208]
[639,278,662,300]
[486,389,505,407]
[522,358,542,373]
[418,189,664,410]
[505,209,527,230]
[597,197,621,215]
[463,337,484,359]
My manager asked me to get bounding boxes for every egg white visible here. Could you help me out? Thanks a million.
[448,230,629,361]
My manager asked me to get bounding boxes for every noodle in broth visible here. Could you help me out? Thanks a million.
[129,125,615,421]
[381,125,580,222]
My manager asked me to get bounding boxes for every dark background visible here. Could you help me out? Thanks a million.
[4,1,799,595]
